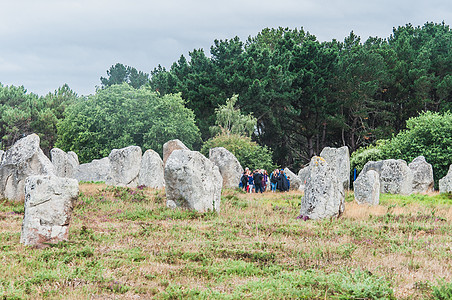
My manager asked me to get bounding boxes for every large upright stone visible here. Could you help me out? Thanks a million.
[0,134,55,201]
[298,166,309,192]
[74,157,111,182]
[20,175,79,247]
[138,149,165,189]
[284,167,302,191]
[354,170,380,205]
[209,147,243,188]
[439,165,452,194]
[106,146,142,187]
[320,146,350,190]
[409,156,434,193]
[165,150,222,212]
[299,156,345,219]
[163,139,189,166]
[362,159,413,195]
[50,148,79,178]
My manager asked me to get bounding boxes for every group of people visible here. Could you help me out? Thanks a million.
[239,168,290,193]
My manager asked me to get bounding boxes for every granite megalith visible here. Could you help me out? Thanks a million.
[74,157,111,182]
[320,146,350,190]
[20,175,79,247]
[408,156,434,193]
[362,159,413,195]
[138,149,165,189]
[50,148,79,178]
[354,170,380,205]
[439,165,452,194]
[299,156,345,220]
[164,150,222,212]
[284,167,302,191]
[106,146,142,187]
[209,147,243,188]
[0,134,55,201]
[162,139,189,166]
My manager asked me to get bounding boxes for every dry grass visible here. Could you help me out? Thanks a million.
[1,185,451,299]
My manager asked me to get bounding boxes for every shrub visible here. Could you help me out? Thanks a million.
[201,133,276,171]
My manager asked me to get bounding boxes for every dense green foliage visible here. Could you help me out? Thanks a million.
[0,84,77,155]
[100,63,149,89]
[150,22,452,168]
[210,95,257,137]
[0,22,450,169]
[56,84,201,163]
[381,111,452,186]
[201,134,275,171]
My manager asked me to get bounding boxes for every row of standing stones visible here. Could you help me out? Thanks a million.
[0,134,451,247]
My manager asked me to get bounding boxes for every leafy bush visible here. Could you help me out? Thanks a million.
[350,141,386,180]
[201,133,276,171]
[56,84,201,163]
[381,111,452,187]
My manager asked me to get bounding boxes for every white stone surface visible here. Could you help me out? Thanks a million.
[0,134,55,201]
[74,157,111,182]
[162,139,189,166]
[138,149,165,189]
[164,150,222,212]
[300,156,345,219]
[209,147,243,188]
[320,146,350,190]
[20,175,79,247]
[409,156,434,193]
[106,146,142,187]
[354,170,380,205]
[50,148,79,178]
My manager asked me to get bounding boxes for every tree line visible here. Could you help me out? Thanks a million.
[0,22,450,172]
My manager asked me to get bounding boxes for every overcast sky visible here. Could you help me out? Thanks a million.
[0,0,450,96]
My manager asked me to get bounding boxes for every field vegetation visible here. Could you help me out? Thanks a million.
[1,184,452,299]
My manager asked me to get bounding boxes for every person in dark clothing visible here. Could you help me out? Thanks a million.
[253,170,264,193]
[278,169,289,192]
[240,168,250,192]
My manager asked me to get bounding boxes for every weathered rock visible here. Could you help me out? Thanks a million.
[20,175,79,247]
[138,149,165,189]
[354,170,380,205]
[284,167,302,191]
[0,134,55,201]
[164,150,222,212]
[106,146,142,187]
[409,156,434,193]
[439,165,452,194]
[209,147,243,188]
[50,148,79,178]
[362,159,413,195]
[320,146,350,190]
[0,150,4,163]
[163,139,189,166]
[74,157,111,182]
[298,166,309,191]
[299,156,345,219]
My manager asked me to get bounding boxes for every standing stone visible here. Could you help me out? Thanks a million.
[20,175,79,247]
[74,157,111,182]
[164,150,222,212]
[209,147,243,188]
[0,134,55,201]
[163,139,189,166]
[439,165,452,194]
[362,159,413,195]
[320,146,350,190]
[138,149,165,189]
[300,156,345,220]
[354,170,380,205]
[106,146,142,187]
[284,167,302,191]
[409,156,434,193]
[50,148,79,178]
[0,150,4,163]
[298,166,309,192]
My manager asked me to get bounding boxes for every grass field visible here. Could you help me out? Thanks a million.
[1,183,452,299]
